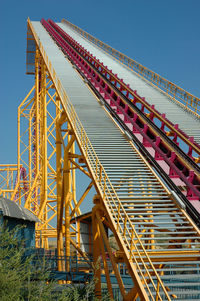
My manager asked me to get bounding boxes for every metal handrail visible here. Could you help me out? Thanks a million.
[62,18,200,118]
[28,18,171,300]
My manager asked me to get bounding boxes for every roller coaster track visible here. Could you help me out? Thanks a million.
[62,19,200,119]
[41,20,200,210]
[49,19,200,161]
[27,19,200,300]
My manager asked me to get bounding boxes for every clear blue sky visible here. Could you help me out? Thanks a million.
[0,0,200,165]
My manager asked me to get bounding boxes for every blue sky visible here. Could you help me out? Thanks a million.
[0,0,200,165]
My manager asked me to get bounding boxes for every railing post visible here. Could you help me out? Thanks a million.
[99,165,102,183]
[117,203,121,231]
[103,175,107,198]
[95,158,98,180]
[123,216,127,236]
[129,228,135,260]
[155,280,160,301]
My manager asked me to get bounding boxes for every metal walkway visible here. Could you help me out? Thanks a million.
[30,21,200,300]
[59,21,200,145]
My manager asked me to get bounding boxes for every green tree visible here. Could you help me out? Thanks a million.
[63,281,112,301]
[0,225,112,301]
[0,225,64,300]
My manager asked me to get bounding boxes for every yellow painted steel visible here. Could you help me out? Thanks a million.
[0,164,19,199]
[92,208,102,299]
[24,18,200,300]
[2,18,199,300]
[56,98,64,269]
[10,43,86,248]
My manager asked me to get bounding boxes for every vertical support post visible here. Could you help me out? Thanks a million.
[77,219,80,257]
[33,47,40,231]
[96,210,127,300]
[40,61,48,249]
[34,49,40,248]
[28,109,32,204]
[92,207,102,299]
[62,128,75,276]
[56,97,64,271]
[35,48,40,194]
[71,142,80,215]
[65,131,71,276]
[17,106,21,199]
[99,233,114,299]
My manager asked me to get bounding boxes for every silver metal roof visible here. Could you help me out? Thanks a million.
[0,197,40,223]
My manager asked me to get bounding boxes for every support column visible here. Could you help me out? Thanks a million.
[28,108,32,204]
[41,61,48,249]
[92,206,102,299]
[62,128,75,275]
[35,48,40,201]
[34,48,40,248]
[71,142,80,215]
[17,106,21,200]
[56,98,64,271]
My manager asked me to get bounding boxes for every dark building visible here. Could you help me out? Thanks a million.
[0,196,40,248]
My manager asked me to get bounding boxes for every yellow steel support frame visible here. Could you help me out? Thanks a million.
[15,38,126,293]
[12,44,95,258]
[56,115,95,274]
[8,19,199,300]
[11,49,87,248]
[92,205,147,301]
[0,164,19,199]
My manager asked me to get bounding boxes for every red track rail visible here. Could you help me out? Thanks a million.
[41,19,200,207]
[48,20,200,164]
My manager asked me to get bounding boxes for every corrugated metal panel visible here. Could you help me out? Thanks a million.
[0,197,40,222]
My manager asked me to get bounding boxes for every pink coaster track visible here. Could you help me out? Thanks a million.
[41,19,200,210]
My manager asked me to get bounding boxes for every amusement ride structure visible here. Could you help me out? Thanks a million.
[0,18,200,300]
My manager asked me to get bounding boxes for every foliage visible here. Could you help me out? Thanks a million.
[0,225,63,301]
[62,281,112,301]
[108,236,118,251]
[0,225,112,301]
